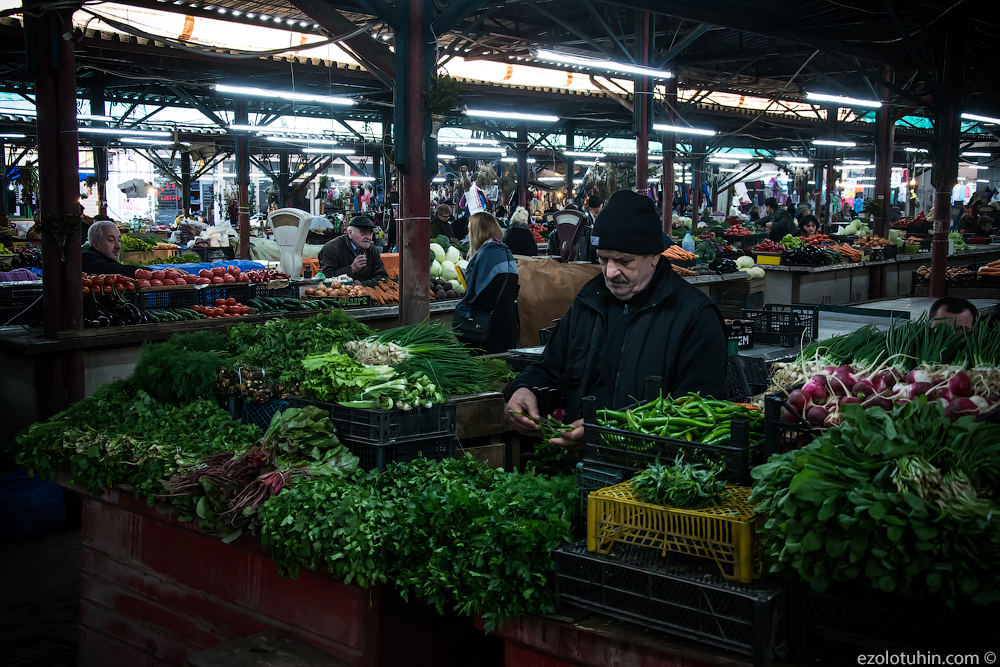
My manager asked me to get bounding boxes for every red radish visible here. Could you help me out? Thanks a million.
[970,395,990,411]
[835,371,856,391]
[835,365,854,376]
[950,397,979,416]
[863,396,893,411]
[853,380,876,399]
[879,368,901,389]
[937,398,951,415]
[929,385,953,402]
[823,366,837,374]
[948,372,973,398]
[787,389,810,414]
[823,413,841,428]
[780,409,800,423]
[806,406,828,427]
[839,396,861,406]
[910,382,932,398]
[803,379,827,403]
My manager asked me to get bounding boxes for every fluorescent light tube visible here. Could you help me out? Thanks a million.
[455,145,507,154]
[534,48,673,79]
[962,151,991,157]
[806,92,882,108]
[215,84,354,106]
[334,174,375,181]
[501,157,536,163]
[267,136,340,146]
[437,154,456,160]
[432,176,446,183]
[708,157,741,163]
[0,133,25,138]
[813,139,856,147]
[465,109,558,122]
[563,150,604,158]
[80,127,172,138]
[962,113,1000,125]
[653,123,715,136]
[905,147,928,153]
[302,147,355,154]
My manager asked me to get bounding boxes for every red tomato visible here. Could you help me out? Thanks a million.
[103,285,112,294]
[211,267,225,277]
[225,298,236,306]
[82,278,93,288]
[137,280,151,289]
[161,279,175,286]
[195,277,211,285]
[104,275,117,286]
[215,299,226,306]
[82,286,90,295]
[240,306,249,315]
[222,274,235,283]
[236,274,248,282]
[227,265,240,276]
[164,270,178,280]
[199,269,214,278]
[212,276,225,284]
[115,283,125,292]
[125,283,135,292]
[150,279,163,287]
[151,271,165,281]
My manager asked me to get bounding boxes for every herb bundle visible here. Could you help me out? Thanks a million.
[630,457,728,509]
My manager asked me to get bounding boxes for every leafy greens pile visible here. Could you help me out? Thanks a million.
[631,457,728,509]
[750,399,1000,607]
[258,456,575,631]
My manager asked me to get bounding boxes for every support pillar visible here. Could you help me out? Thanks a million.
[517,122,528,209]
[930,21,965,299]
[1,141,7,227]
[692,140,704,216]
[814,163,824,222]
[565,127,575,201]
[396,0,431,325]
[825,109,838,224]
[89,84,109,216]
[873,65,895,240]
[27,0,83,411]
[234,99,250,259]
[634,11,651,193]
[181,151,192,217]
[661,78,677,231]
[278,149,290,209]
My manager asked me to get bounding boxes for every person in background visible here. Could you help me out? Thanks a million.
[429,204,458,243]
[748,206,760,222]
[758,197,798,242]
[955,200,980,231]
[505,190,727,450]
[452,211,470,242]
[964,215,994,237]
[82,220,138,278]
[797,215,819,237]
[502,206,538,257]
[586,194,604,221]
[453,212,519,354]
[317,216,387,286]
[929,297,978,330]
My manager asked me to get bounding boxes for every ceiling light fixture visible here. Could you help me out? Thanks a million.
[267,136,340,146]
[302,147,356,155]
[119,137,174,144]
[842,159,871,165]
[563,150,604,158]
[437,154,456,160]
[439,137,500,145]
[962,113,1000,125]
[533,48,673,79]
[965,165,989,170]
[500,156,536,163]
[0,133,26,139]
[465,109,558,123]
[432,176,446,183]
[962,151,991,157]
[905,147,929,153]
[653,122,715,136]
[214,84,354,106]
[455,145,507,154]
[334,174,375,181]
[806,92,882,108]
[776,156,810,162]
[813,139,856,147]
[708,156,741,163]
[916,163,932,167]
[79,127,172,138]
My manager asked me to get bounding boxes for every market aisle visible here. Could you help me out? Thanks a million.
[0,528,80,667]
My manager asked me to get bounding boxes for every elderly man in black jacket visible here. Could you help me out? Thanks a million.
[318,216,388,286]
[82,219,138,278]
[505,190,727,448]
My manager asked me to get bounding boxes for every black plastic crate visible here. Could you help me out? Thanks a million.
[575,462,628,538]
[198,284,252,306]
[252,283,299,300]
[739,356,769,397]
[720,233,755,249]
[726,319,755,350]
[716,291,764,311]
[882,245,897,260]
[188,246,236,262]
[740,304,819,347]
[763,391,817,457]
[287,396,456,445]
[349,434,455,470]
[242,398,289,431]
[976,272,1000,287]
[554,541,785,667]
[137,288,198,311]
[723,354,752,402]
[582,397,763,486]
[787,581,997,660]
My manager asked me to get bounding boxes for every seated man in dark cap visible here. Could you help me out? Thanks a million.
[318,215,388,286]
[505,190,728,448]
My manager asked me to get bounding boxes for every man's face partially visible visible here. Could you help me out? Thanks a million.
[598,250,659,301]
[931,308,976,331]
[348,226,373,249]
[95,226,122,259]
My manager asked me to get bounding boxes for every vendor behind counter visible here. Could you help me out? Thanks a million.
[81,220,138,278]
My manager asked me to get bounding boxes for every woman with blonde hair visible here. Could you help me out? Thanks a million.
[502,206,539,256]
[453,211,520,353]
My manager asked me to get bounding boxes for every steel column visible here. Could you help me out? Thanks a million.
[873,65,895,240]
[565,128,574,199]
[181,151,192,217]
[692,140,704,215]
[517,122,528,208]
[397,0,431,325]
[0,141,7,227]
[278,149,290,209]
[634,11,650,193]
[661,78,677,231]
[89,85,110,216]
[825,108,838,224]
[930,22,964,299]
[234,100,250,259]
[814,163,823,224]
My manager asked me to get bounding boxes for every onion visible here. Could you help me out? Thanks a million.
[909,382,932,398]
[948,372,973,398]
[787,389,810,414]
[803,380,828,403]
[806,405,828,427]
[950,397,980,416]
[853,380,876,399]
[863,396,893,412]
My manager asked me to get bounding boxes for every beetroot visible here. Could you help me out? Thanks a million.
[806,405,828,427]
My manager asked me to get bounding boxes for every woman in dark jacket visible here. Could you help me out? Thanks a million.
[453,212,520,354]
[502,206,538,256]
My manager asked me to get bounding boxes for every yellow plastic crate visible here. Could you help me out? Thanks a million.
[586,482,764,583]
[755,253,782,265]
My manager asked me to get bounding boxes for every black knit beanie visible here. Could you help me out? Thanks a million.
[593,190,665,255]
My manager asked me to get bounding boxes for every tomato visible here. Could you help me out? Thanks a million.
[236,274,248,282]
[115,283,125,292]
[104,275,117,286]
[198,269,213,278]
[224,297,235,306]
[164,270,178,281]
[227,265,240,276]
[161,279,175,286]
[137,280,151,289]
[212,276,225,284]
[150,279,163,287]
[222,274,235,283]
[82,286,90,295]
[195,277,211,285]
[103,285,112,294]
[151,271,165,281]
[240,306,249,316]
[211,267,225,277]
[82,278,93,288]
[215,298,226,306]
[125,283,135,292]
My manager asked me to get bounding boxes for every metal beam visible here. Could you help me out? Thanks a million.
[293,0,395,87]
[133,150,181,186]
[160,78,229,128]
[528,1,619,61]
[289,156,333,199]
[656,23,710,67]
[249,155,277,180]
[191,150,232,181]
[881,0,942,106]
[432,0,484,35]
[340,155,370,176]
[579,0,636,63]
[352,0,398,29]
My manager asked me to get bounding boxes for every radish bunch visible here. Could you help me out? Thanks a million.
[781,363,997,428]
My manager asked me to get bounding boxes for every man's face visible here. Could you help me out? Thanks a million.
[437,212,450,223]
[348,226,373,249]
[598,250,659,301]
[95,226,121,259]
[931,309,975,331]
[766,204,775,214]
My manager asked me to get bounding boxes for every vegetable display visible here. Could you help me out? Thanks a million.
[630,457,728,509]
[780,234,803,249]
[751,239,785,252]
[751,399,1000,607]
[723,225,753,236]
[663,246,696,261]
[596,393,764,445]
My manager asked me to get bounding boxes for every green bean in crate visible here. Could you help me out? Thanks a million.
[596,392,765,445]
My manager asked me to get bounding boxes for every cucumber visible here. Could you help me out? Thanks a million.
[177,308,204,320]
[145,310,163,323]
[260,296,278,308]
